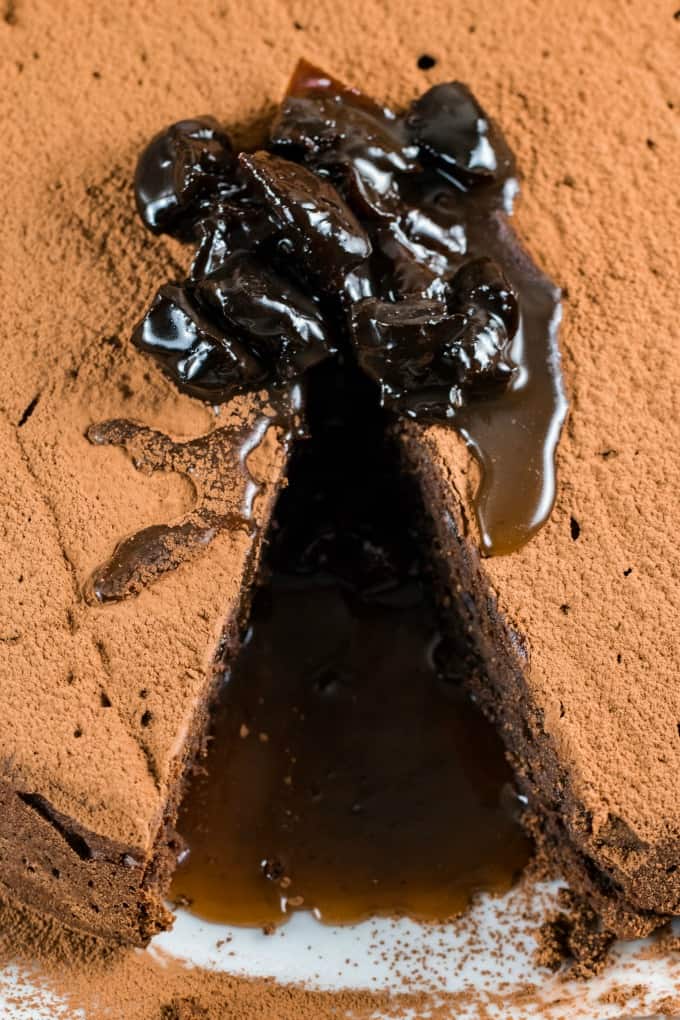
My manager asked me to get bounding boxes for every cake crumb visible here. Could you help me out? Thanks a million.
[534,889,614,978]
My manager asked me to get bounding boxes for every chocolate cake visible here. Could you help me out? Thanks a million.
[1,0,678,950]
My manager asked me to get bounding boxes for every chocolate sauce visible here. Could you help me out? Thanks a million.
[432,193,567,555]
[172,359,529,926]
[84,387,302,604]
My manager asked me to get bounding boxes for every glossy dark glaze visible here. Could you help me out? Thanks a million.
[130,62,566,557]
[84,387,302,604]
[277,63,567,556]
[172,359,529,926]
[134,117,235,240]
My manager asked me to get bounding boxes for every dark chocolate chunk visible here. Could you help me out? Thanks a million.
[132,283,266,401]
[134,117,236,239]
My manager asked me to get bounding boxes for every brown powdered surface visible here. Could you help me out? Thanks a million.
[407,0,680,936]
[0,891,444,1019]
[1,0,679,1013]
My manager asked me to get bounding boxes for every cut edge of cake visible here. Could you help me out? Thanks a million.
[401,421,677,941]
[0,402,291,947]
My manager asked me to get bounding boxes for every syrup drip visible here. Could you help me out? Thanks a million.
[85,387,302,603]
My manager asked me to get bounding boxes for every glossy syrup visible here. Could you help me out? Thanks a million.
[172,360,530,927]
[427,184,567,555]
[85,386,302,604]
[283,62,568,555]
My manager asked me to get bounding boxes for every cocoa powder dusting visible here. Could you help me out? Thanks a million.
[1,0,679,1015]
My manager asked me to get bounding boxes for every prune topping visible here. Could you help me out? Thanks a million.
[440,308,516,394]
[124,62,567,558]
[447,256,519,335]
[134,117,236,239]
[370,224,449,302]
[271,60,419,219]
[196,254,335,378]
[238,151,371,288]
[132,283,266,402]
[407,83,513,184]
[350,295,516,417]
[271,61,418,172]
[190,198,274,279]
[351,297,450,403]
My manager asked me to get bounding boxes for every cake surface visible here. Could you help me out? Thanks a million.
[1,0,678,944]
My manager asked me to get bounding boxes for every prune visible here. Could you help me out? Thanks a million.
[190,199,274,280]
[447,256,519,334]
[238,151,371,288]
[350,295,516,417]
[270,61,420,219]
[196,254,335,378]
[399,204,467,266]
[407,83,513,184]
[132,283,266,401]
[370,224,448,301]
[271,61,417,171]
[439,308,516,394]
[350,297,452,408]
[134,117,236,239]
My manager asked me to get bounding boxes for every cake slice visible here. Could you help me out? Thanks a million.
[402,391,680,940]
[2,0,677,951]
[0,366,291,943]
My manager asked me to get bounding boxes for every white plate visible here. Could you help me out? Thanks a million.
[2,879,679,1019]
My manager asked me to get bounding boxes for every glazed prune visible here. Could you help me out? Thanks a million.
[350,298,451,407]
[239,152,371,288]
[134,117,235,239]
[370,224,449,301]
[271,61,420,219]
[132,283,266,401]
[447,256,519,335]
[440,308,516,393]
[407,83,513,184]
[350,295,516,417]
[196,254,334,378]
[190,199,274,280]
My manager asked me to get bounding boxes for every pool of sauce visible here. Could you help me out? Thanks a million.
[172,359,530,926]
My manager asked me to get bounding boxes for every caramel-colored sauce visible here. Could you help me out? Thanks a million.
[172,360,529,927]
[84,388,302,603]
[442,199,567,555]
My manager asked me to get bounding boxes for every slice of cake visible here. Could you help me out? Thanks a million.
[0,377,292,943]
